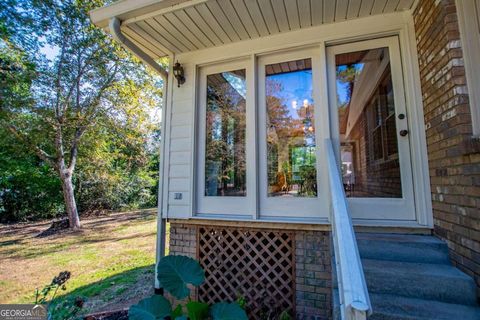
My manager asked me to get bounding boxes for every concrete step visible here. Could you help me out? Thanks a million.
[356,233,450,264]
[368,293,480,320]
[362,258,478,305]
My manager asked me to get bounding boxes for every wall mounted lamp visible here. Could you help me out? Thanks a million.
[173,61,185,87]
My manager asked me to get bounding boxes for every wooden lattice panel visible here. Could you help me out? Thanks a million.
[197,226,295,319]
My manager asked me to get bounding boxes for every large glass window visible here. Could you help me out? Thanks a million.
[265,58,317,197]
[335,48,402,198]
[205,69,246,197]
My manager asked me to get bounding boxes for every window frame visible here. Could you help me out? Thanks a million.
[195,59,254,216]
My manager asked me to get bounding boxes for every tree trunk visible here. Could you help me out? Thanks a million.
[60,170,81,229]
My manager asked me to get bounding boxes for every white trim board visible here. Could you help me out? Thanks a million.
[175,11,411,64]
[456,0,480,136]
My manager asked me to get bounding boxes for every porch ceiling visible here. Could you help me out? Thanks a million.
[91,0,416,59]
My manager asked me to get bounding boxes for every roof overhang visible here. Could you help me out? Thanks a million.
[90,0,416,60]
[90,0,197,29]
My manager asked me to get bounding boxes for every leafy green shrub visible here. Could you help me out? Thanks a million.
[129,255,248,320]
[0,130,64,222]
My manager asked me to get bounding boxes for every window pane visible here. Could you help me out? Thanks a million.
[205,69,246,197]
[265,58,317,197]
[335,48,402,198]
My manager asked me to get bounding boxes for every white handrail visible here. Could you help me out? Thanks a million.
[325,139,372,320]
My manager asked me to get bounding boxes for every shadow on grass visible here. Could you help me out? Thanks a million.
[3,230,157,260]
[17,232,156,261]
[0,239,22,246]
[50,264,155,319]
[82,211,156,229]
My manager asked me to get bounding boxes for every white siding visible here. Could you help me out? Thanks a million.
[164,61,196,218]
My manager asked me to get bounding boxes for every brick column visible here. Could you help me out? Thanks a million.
[166,223,197,303]
[413,0,480,289]
[295,231,332,320]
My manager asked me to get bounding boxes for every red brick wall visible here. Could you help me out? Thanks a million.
[295,230,332,320]
[413,0,480,289]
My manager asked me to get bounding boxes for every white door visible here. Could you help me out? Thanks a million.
[257,48,327,219]
[327,37,416,221]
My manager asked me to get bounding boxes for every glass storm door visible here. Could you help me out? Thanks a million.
[327,37,416,221]
[258,49,324,219]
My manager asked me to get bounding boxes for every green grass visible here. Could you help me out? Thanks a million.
[0,209,164,317]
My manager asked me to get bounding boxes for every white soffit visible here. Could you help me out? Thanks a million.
[94,0,416,58]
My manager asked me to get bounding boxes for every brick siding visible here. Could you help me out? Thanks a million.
[166,223,197,303]
[413,0,480,290]
[295,231,332,320]
[168,223,197,258]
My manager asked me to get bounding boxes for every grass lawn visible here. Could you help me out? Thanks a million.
[0,209,166,317]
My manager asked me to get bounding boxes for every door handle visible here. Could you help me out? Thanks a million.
[399,129,408,137]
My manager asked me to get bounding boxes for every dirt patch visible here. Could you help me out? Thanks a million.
[36,219,70,238]
[84,309,128,320]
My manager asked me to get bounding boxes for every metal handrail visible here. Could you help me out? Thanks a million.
[325,139,372,320]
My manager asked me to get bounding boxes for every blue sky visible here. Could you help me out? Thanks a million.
[267,69,312,119]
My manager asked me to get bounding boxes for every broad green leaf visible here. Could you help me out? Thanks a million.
[157,255,205,299]
[186,301,209,320]
[128,295,171,320]
[172,304,184,319]
[279,310,292,320]
[210,302,248,320]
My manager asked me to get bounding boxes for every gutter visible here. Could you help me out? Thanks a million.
[108,17,168,292]
[108,17,168,80]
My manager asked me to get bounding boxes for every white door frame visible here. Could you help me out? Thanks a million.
[327,36,416,221]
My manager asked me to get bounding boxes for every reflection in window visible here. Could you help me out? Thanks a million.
[205,69,246,197]
[336,48,402,198]
[266,58,317,197]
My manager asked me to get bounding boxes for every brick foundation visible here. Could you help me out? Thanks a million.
[295,231,332,320]
[413,0,480,290]
[168,222,332,320]
[167,223,198,303]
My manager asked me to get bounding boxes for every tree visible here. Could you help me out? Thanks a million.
[1,0,163,228]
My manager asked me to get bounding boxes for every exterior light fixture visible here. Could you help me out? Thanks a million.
[173,61,185,87]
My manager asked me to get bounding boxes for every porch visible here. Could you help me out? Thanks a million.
[90,0,480,319]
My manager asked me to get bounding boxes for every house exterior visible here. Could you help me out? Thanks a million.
[90,0,480,319]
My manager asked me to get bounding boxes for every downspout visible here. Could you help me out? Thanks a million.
[108,17,169,294]
[108,17,168,81]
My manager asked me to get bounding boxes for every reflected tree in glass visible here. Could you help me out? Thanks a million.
[265,59,317,198]
[205,70,246,197]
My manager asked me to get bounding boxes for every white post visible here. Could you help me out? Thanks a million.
[154,60,170,295]
[154,216,166,294]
